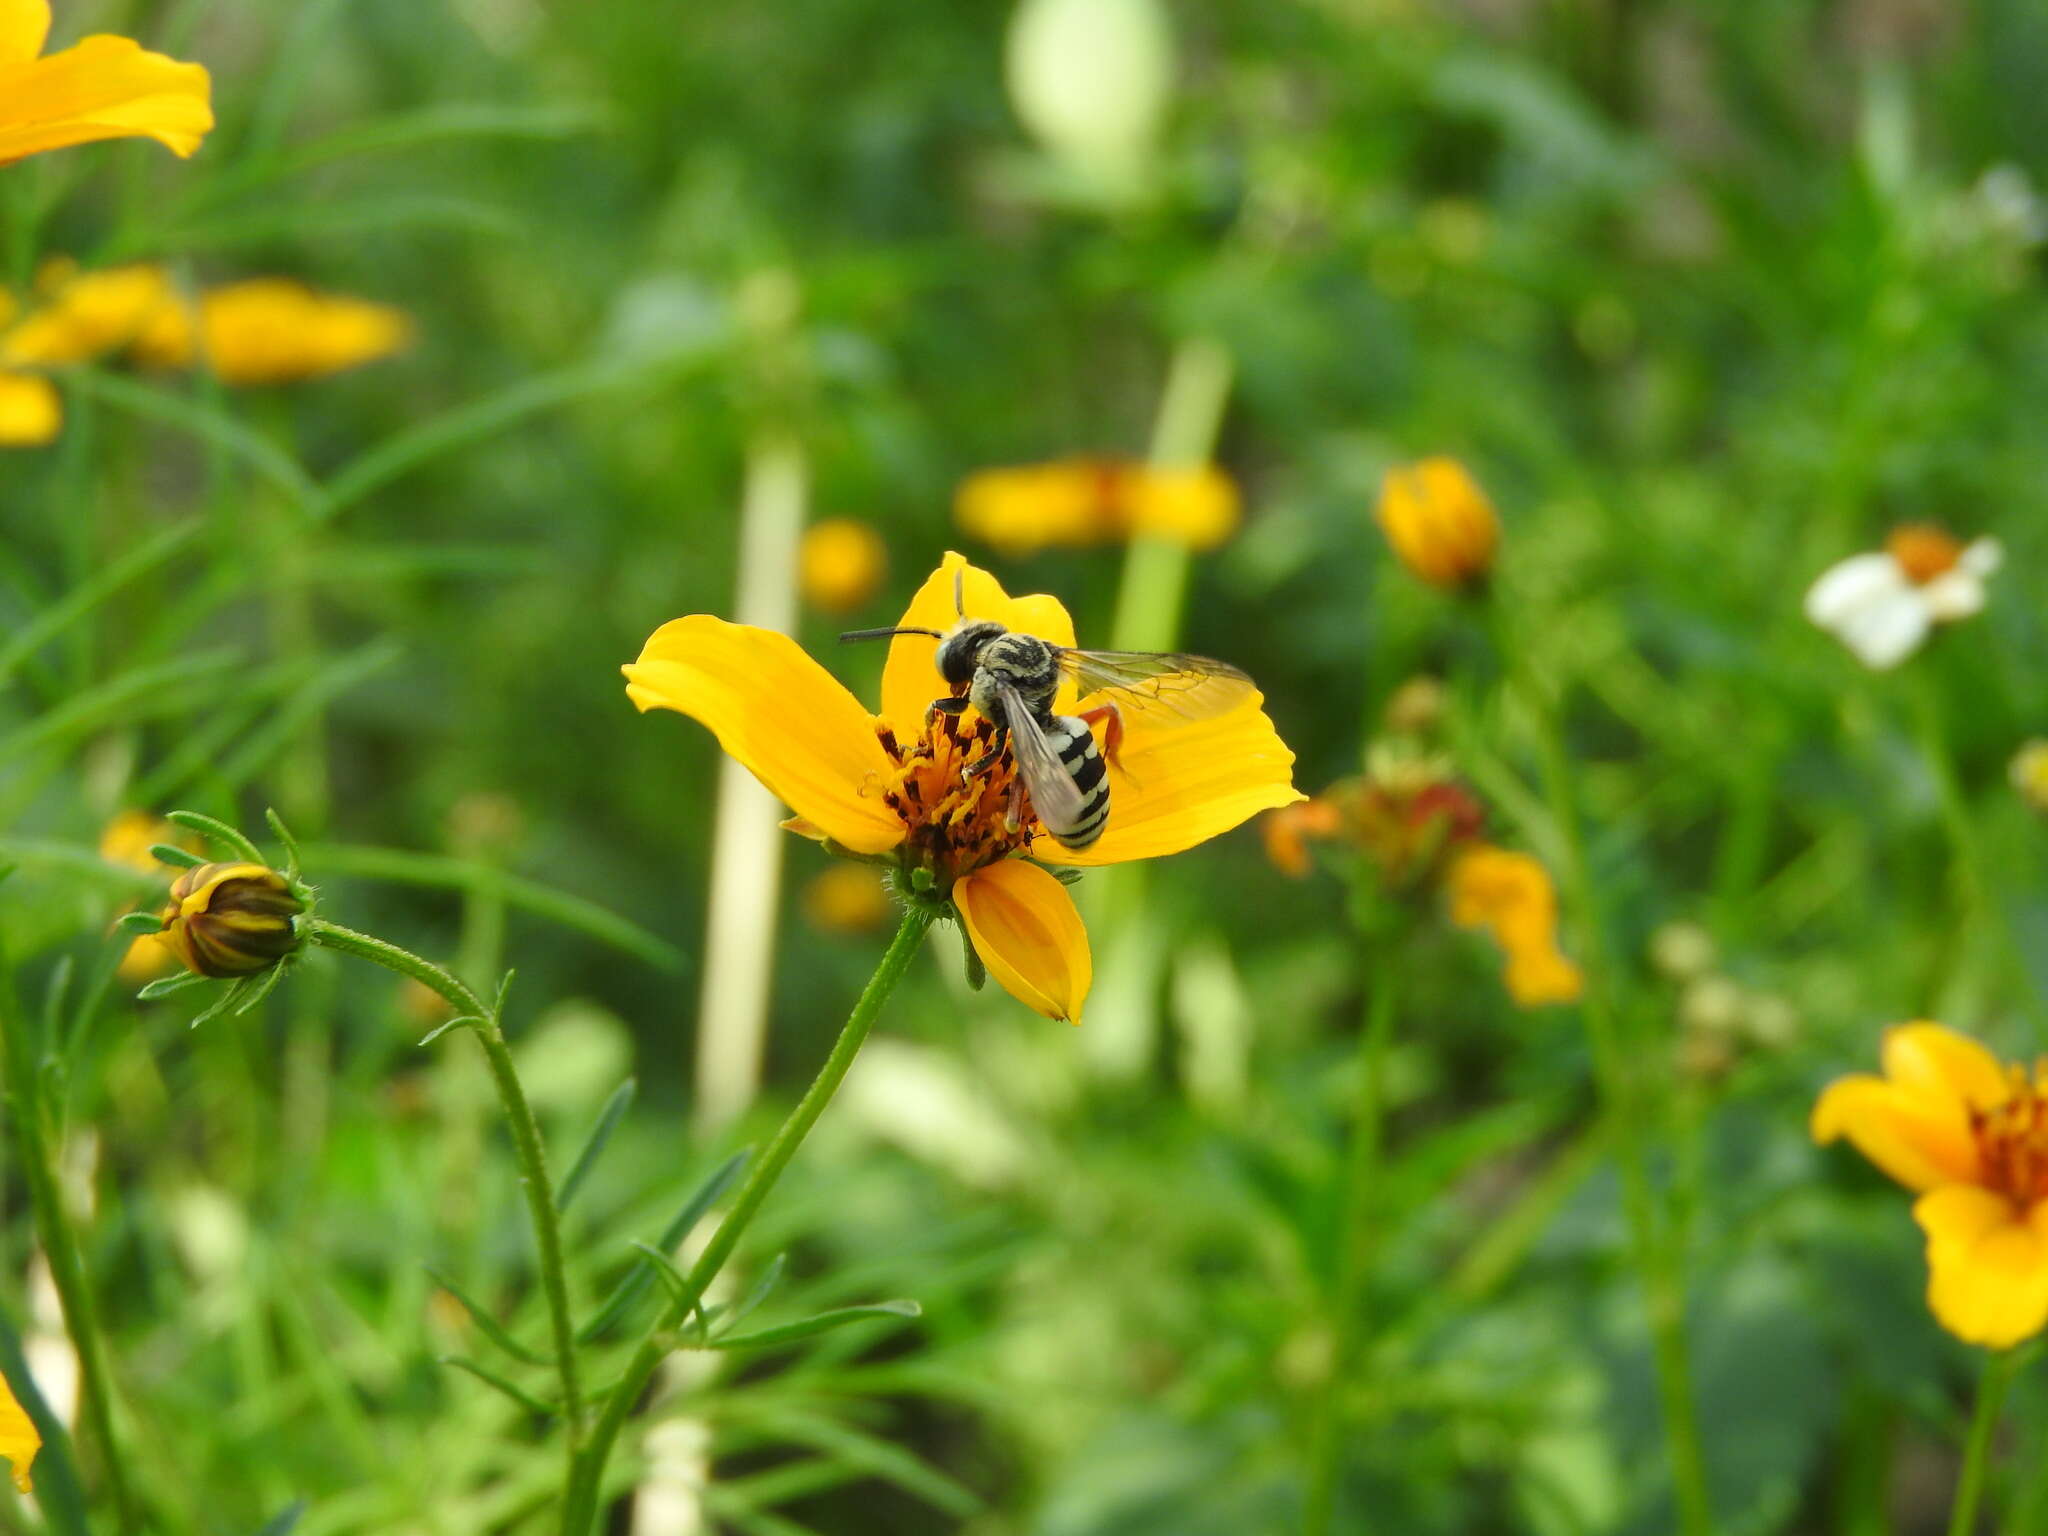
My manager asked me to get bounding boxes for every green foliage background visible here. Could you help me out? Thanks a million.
[3,0,2048,1531]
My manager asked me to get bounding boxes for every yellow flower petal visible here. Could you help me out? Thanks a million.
[1441,844,1583,1006]
[1914,1187,2048,1349]
[1376,456,1499,589]
[1811,1074,1983,1192]
[955,857,1091,1024]
[0,34,213,163]
[955,459,1117,555]
[1037,685,1303,867]
[0,372,60,446]
[1882,1022,2011,1113]
[0,0,52,67]
[878,551,1078,727]
[0,263,178,366]
[157,280,411,385]
[624,616,904,855]
[1122,464,1240,550]
[118,931,175,983]
[0,1365,38,1493]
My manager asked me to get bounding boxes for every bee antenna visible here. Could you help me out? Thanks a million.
[953,566,965,618]
[839,625,945,644]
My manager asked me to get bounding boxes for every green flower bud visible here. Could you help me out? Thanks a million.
[158,862,304,978]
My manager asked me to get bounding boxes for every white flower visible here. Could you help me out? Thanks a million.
[1804,527,2002,670]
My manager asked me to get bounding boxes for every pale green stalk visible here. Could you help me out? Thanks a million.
[561,905,936,1535]
[1302,892,1399,1535]
[1949,1349,2015,1536]
[304,921,586,1465]
[1495,606,1714,1536]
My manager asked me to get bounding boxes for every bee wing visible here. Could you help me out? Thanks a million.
[998,683,1089,832]
[1056,648,1255,722]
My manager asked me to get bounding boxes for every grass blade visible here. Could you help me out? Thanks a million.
[0,519,199,688]
[66,371,318,510]
[423,1268,548,1366]
[710,1301,922,1354]
[577,1147,750,1343]
[556,1077,637,1214]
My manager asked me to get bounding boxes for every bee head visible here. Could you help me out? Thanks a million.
[935,620,1007,688]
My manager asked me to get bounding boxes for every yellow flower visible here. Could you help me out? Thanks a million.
[134,279,411,385]
[101,810,187,982]
[1812,1023,2048,1349]
[954,458,1240,554]
[0,370,59,445]
[0,0,212,165]
[2009,739,2048,815]
[803,863,893,934]
[2,262,179,367]
[0,1368,36,1492]
[1445,844,1583,1006]
[157,862,305,978]
[625,552,1301,1024]
[1376,457,1500,590]
[799,519,889,614]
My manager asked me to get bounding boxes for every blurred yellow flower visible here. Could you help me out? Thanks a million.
[102,809,184,982]
[799,519,889,614]
[1445,844,1582,1006]
[802,863,893,934]
[2012,739,2048,814]
[0,370,59,445]
[2,261,179,366]
[1814,1022,2048,1349]
[0,0,212,165]
[0,1369,36,1492]
[1376,457,1500,590]
[626,551,1300,1024]
[135,279,412,385]
[955,458,1240,555]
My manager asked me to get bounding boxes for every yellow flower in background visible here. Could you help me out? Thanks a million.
[101,809,183,982]
[1445,844,1583,1006]
[955,458,1240,555]
[625,551,1300,1024]
[803,863,893,934]
[2,261,179,366]
[0,370,59,445]
[134,278,412,385]
[1814,1023,2048,1349]
[0,1368,37,1492]
[1376,456,1500,590]
[799,519,889,614]
[0,0,211,165]
[2012,739,2048,815]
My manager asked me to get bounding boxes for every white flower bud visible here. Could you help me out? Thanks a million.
[1006,0,1173,198]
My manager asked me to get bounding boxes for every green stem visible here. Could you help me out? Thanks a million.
[1499,609,1715,1536]
[1302,905,1399,1536]
[305,920,586,1459]
[561,904,935,1534]
[0,995,138,1531]
[1948,1349,2015,1536]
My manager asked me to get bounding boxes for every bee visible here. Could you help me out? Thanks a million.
[843,571,1255,850]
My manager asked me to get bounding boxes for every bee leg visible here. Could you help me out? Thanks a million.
[1003,774,1025,834]
[1078,702,1128,777]
[964,722,1009,779]
[925,695,970,729]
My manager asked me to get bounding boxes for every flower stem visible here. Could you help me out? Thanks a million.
[1498,613,1714,1536]
[561,903,935,1534]
[305,920,586,1457]
[1947,1349,2016,1536]
[1302,902,1399,1536]
[0,991,137,1531]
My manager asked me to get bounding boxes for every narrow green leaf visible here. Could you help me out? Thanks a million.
[0,1299,90,1535]
[556,1077,637,1214]
[723,1253,788,1333]
[0,519,198,687]
[228,961,291,1017]
[0,650,243,768]
[207,638,405,793]
[115,911,166,935]
[423,1268,548,1365]
[65,371,318,509]
[296,842,683,970]
[437,1356,555,1417]
[731,1407,975,1517]
[265,808,304,883]
[417,1015,484,1047]
[627,1241,696,1309]
[576,1147,750,1343]
[709,1301,922,1354]
[136,971,211,1001]
[270,102,607,176]
[167,810,264,864]
[148,843,207,869]
[189,976,254,1028]
[251,1500,308,1536]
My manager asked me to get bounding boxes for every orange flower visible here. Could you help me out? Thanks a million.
[0,0,211,165]
[1261,798,1344,879]
[625,552,1301,1023]
[1376,457,1499,590]
[1445,844,1583,1006]
[1814,1023,2048,1349]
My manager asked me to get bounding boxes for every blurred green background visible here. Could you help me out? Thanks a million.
[4,0,2048,1530]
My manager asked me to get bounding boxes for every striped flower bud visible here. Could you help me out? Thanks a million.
[157,862,304,978]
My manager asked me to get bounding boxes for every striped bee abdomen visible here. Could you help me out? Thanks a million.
[1041,714,1111,849]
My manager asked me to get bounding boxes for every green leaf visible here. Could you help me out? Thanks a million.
[65,371,318,510]
[0,650,244,768]
[437,1355,555,1417]
[115,911,166,935]
[416,1015,485,1047]
[627,1241,697,1311]
[265,809,304,883]
[206,638,405,794]
[709,1301,922,1354]
[0,519,199,688]
[148,843,207,869]
[723,1253,788,1333]
[577,1147,749,1343]
[556,1077,637,1214]
[728,1407,976,1518]
[250,1500,308,1536]
[423,1268,548,1366]
[136,971,211,1001]
[167,810,265,864]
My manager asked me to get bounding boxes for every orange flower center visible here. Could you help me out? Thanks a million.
[872,710,1034,887]
[1972,1066,2048,1203]
[1884,524,1965,585]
